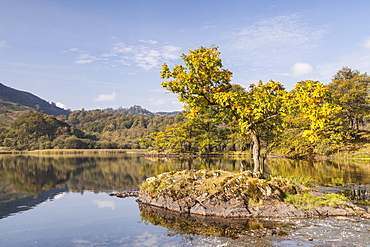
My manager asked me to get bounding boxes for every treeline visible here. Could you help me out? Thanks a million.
[142,64,370,157]
[0,109,182,150]
[65,109,181,149]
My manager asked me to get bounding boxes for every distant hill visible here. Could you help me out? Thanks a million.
[103,105,180,117]
[0,83,70,117]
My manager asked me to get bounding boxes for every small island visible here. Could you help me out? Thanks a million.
[137,169,368,218]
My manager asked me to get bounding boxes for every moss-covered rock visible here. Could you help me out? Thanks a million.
[138,169,365,218]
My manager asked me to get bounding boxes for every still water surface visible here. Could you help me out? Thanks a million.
[0,154,369,246]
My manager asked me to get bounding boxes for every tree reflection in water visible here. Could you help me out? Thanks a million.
[138,202,292,239]
[0,154,369,220]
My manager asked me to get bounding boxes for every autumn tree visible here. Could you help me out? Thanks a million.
[161,46,340,172]
[328,67,370,130]
[142,109,231,153]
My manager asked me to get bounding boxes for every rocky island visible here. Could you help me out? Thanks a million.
[137,170,368,218]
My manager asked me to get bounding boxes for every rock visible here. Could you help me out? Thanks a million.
[311,206,357,217]
[109,188,139,198]
[335,216,351,221]
[362,213,370,219]
[248,203,308,218]
[137,170,367,218]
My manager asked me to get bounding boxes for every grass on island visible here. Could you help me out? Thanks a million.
[283,193,349,210]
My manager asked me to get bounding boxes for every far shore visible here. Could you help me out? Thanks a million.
[1,148,370,160]
[0,148,147,155]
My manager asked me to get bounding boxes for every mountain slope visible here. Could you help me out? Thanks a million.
[0,83,70,117]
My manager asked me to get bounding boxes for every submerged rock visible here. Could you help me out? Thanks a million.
[137,170,366,218]
[109,188,139,198]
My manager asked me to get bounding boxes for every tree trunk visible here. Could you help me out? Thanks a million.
[248,128,261,173]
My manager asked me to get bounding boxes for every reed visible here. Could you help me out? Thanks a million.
[26,149,128,155]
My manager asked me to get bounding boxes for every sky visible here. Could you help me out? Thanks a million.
[1,0,370,112]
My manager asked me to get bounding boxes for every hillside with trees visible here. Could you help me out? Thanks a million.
[0,109,182,150]
[0,84,182,151]
[2,112,90,150]
[65,109,181,149]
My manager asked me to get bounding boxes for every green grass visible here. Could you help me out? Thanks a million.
[283,193,349,210]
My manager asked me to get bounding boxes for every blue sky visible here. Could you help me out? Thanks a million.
[1,0,370,112]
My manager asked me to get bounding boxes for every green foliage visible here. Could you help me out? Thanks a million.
[283,193,349,210]
[160,46,340,172]
[142,110,239,154]
[66,109,181,150]
[328,67,370,130]
[3,112,88,150]
[0,105,183,151]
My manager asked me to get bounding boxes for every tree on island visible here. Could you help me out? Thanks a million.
[160,46,340,172]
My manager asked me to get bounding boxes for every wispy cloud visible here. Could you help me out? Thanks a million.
[227,14,328,61]
[139,39,158,44]
[75,53,101,64]
[68,40,181,70]
[0,41,7,48]
[362,37,370,50]
[94,92,117,101]
[148,97,166,106]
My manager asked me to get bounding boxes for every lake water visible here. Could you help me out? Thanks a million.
[0,154,369,246]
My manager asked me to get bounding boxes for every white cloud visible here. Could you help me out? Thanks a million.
[75,54,100,64]
[162,46,181,60]
[0,41,7,48]
[94,92,117,101]
[68,48,80,52]
[69,41,181,70]
[92,200,116,209]
[291,62,313,76]
[62,48,82,53]
[56,102,67,109]
[148,98,166,106]
[139,39,158,44]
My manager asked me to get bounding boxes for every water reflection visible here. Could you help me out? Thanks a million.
[138,202,291,239]
[1,154,369,221]
[267,158,370,186]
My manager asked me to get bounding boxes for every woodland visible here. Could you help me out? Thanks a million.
[0,46,370,171]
